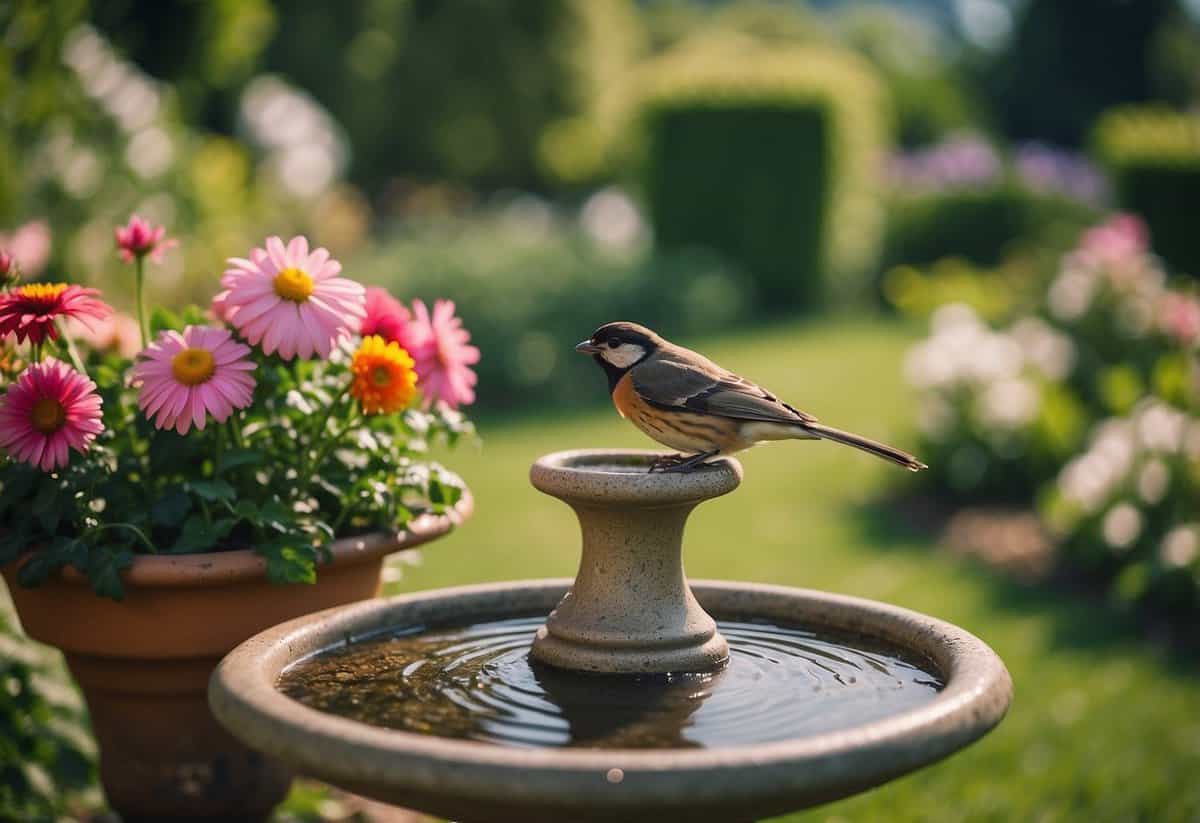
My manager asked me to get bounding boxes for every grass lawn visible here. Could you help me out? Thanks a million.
[389,315,1200,822]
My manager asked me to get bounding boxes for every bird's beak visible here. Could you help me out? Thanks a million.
[575,339,602,355]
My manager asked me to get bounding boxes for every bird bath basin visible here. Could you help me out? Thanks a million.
[210,451,1011,822]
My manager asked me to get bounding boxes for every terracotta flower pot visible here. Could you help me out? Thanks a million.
[1,492,471,822]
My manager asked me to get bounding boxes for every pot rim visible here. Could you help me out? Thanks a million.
[10,490,473,588]
[209,578,1012,811]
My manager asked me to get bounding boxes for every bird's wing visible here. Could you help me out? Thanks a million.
[631,355,817,425]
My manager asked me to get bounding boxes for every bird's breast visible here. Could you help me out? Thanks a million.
[612,371,637,419]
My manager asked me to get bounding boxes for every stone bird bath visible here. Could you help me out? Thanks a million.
[210,450,1011,822]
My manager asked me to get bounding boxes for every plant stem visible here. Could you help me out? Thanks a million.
[88,522,157,553]
[215,423,226,476]
[31,341,41,363]
[301,402,359,487]
[57,321,87,373]
[133,255,149,349]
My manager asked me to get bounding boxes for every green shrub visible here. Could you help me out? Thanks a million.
[627,38,889,309]
[1094,106,1200,277]
[0,611,96,820]
[883,184,1099,273]
[354,205,753,413]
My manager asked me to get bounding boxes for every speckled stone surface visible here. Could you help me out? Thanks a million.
[209,580,1012,823]
[529,450,740,673]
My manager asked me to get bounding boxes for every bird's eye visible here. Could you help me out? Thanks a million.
[607,339,619,348]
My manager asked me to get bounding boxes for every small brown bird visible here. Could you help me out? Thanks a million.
[576,322,927,473]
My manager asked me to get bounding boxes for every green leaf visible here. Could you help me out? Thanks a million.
[17,549,62,588]
[217,449,264,474]
[170,516,236,553]
[149,307,181,335]
[264,543,317,584]
[189,479,236,502]
[31,480,61,534]
[258,500,293,533]
[86,548,132,601]
[151,488,192,527]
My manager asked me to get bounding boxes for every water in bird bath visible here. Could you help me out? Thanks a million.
[277,614,942,750]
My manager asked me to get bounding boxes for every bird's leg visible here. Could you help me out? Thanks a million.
[660,449,720,474]
[649,453,687,473]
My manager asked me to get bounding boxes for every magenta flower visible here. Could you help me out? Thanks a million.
[132,326,256,435]
[0,249,15,285]
[1159,292,1200,347]
[1078,213,1149,269]
[115,215,174,263]
[220,236,365,361]
[361,287,418,350]
[0,359,103,471]
[0,220,51,277]
[0,283,113,346]
[408,299,479,409]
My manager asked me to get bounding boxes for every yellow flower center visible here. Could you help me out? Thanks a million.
[17,283,68,301]
[273,267,314,303]
[171,347,216,386]
[30,397,66,434]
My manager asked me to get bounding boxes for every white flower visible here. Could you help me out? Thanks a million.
[966,332,1024,383]
[1047,267,1097,321]
[580,187,646,253]
[1010,316,1076,380]
[1102,502,1142,550]
[1135,402,1186,453]
[1160,525,1199,568]
[931,302,982,334]
[1136,459,1170,505]
[979,377,1040,428]
[904,340,957,389]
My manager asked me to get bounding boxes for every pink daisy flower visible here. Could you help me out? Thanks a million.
[408,299,479,409]
[0,283,113,346]
[0,359,103,472]
[133,326,256,435]
[220,236,365,361]
[115,214,175,263]
[361,287,418,350]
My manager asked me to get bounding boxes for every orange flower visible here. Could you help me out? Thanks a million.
[350,335,417,414]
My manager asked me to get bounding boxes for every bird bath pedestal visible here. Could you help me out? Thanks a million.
[210,450,1012,822]
[529,449,736,673]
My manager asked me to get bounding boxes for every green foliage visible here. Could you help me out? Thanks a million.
[354,206,753,413]
[0,612,95,820]
[259,0,606,191]
[0,325,472,600]
[882,183,1098,274]
[836,5,979,148]
[905,214,1200,621]
[630,38,889,308]
[986,0,1182,146]
[1094,106,1200,277]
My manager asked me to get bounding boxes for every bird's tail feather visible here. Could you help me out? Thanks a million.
[803,423,927,472]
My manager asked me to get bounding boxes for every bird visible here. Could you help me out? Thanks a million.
[575,322,927,474]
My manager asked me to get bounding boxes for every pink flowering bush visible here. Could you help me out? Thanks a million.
[0,218,477,599]
[904,213,1199,617]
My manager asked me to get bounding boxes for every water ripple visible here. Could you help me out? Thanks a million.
[279,616,943,750]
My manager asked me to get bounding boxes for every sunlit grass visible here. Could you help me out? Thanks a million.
[387,315,1200,821]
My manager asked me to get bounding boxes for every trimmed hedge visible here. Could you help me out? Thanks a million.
[1094,106,1200,277]
[627,38,889,308]
[882,184,1099,273]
